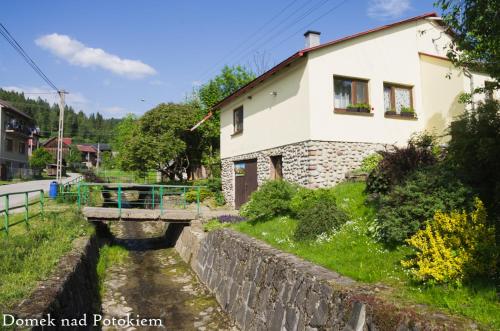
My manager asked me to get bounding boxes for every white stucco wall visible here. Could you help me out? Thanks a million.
[307,20,458,146]
[219,18,496,157]
[220,58,310,159]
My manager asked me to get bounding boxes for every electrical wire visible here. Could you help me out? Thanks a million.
[197,0,303,81]
[199,0,329,81]
[0,22,59,91]
[271,0,350,51]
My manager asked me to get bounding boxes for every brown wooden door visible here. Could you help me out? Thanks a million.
[234,159,258,209]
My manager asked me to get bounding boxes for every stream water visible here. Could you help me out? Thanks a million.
[100,221,236,331]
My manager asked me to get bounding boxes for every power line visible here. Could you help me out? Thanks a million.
[271,0,350,51]
[197,0,304,81]
[0,22,59,91]
[200,0,335,81]
[227,0,333,69]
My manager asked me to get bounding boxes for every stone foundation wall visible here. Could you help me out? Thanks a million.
[175,227,472,330]
[15,234,102,327]
[221,140,386,206]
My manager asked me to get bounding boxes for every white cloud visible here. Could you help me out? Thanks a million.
[35,33,157,79]
[192,80,202,87]
[367,0,411,20]
[2,86,88,111]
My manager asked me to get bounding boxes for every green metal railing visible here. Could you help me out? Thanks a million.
[58,175,85,202]
[77,183,204,216]
[0,189,44,235]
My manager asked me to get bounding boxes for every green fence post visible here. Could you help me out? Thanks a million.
[4,195,9,235]
[159,186,164,216]
[118,184,122,218]
[77,182,81,209]
[24,192,29,228]
[152,186,155,209]
[40,190,45,221]
[196,187,200,216]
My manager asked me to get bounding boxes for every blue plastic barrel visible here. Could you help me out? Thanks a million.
[49,181,58,199]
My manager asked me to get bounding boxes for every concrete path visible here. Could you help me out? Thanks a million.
[0,173,81,213]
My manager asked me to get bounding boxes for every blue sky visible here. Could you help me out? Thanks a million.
[1,0,439,118]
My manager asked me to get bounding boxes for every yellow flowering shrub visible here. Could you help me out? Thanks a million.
[402,198,495,285]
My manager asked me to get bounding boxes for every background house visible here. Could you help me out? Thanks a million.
[0,99,38,180]
[41,136,72,159]
[215,13,497,208]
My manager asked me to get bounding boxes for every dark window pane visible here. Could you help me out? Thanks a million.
[334,78,352,108]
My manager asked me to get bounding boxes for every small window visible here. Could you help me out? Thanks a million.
[233,106,243,134]
[6,139,13,152]
[334,76,369,109]
[270,155,283,180]
[384,83,413,113]
[19,142,25,154]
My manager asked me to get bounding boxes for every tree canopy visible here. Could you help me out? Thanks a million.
[435,0,499,89]
[29,148,53,170]
[114,103,202,179]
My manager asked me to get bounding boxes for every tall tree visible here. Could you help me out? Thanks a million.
[194,65,255,176]
[116,103,202,180]
[435,0,499,90]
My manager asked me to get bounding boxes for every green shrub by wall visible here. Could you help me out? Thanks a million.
[240,180,298,221]
[294,195,348,241]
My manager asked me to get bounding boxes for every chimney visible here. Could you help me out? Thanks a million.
[304,30,321,48]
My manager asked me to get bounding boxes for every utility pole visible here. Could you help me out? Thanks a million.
[56,90,67,183]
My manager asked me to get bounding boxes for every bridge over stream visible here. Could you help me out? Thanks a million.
[68,182,237,222]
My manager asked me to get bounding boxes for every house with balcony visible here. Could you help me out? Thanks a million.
[0,100,39,180]
[208,13,497,208]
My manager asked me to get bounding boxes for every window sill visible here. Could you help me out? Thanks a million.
[384,111,417,120]
[334,108,374,117]
[231,130,243,137]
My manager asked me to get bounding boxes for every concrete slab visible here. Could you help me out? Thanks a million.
[81,207,239,223]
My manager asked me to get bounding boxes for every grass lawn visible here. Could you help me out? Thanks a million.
[232,182,500,329]
[96,244,128,296]
[0,201,94,312]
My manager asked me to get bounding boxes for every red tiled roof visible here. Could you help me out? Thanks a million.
[76,144,97,153]
[42,137,73,147]
[212,12,439,111]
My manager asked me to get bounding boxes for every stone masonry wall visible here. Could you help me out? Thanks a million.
[175,227,473,330]
[221,140,386,207]
[15,234,102,328]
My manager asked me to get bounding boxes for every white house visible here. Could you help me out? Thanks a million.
[211,13,496,208]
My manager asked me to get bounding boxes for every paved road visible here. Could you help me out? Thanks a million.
[0,173,81,213]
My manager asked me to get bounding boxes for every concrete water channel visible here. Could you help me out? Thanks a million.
[99,221,237,331]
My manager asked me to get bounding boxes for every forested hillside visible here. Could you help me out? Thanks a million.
[0,89,121,143]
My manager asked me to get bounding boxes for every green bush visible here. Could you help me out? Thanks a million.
[185,187,212,203]
[447,100,500,232]
[294,195,348,241]
[290,187,336,216]
[359,153,383,173]
[240,180,298,220]
[373,166,474,245]
[366,132,438,196]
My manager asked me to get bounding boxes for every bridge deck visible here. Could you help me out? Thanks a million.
[82,207,236,222]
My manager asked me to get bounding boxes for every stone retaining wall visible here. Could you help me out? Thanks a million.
[175,226,474,330]
[14,234,101,328]
[221,140,386,206]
